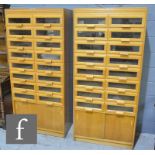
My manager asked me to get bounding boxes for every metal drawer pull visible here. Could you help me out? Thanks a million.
[120,53,129,57]
[17,47,25,51]
[87,25,95,28]
[17,36,24,39]
[85,108,93,112]
[121,39,130,42]
[118,89,126,93]
[16,24,23,28]
[44,48,52,52]
[116,100,125,105]
[46,103,54,106]
[115,111,124,115]
[119,65,128,69]
[43,24,52,27]
[87,38,95,41]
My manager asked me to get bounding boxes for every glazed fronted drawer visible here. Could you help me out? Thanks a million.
[73,8,147,148]
[5,8,72,137]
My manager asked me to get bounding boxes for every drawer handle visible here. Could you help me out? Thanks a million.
[21,90,28,93]
[119,77,127,82]
[86,87,93,91]
[86,75,94,79]
[116,100,125,105]
[85,98,93,102]
[16,24,23,28]
[46,103,54,106]
[87,38,95,42]
[115,111,124,115]
[44,24,52,27]
[86,63,94,67]
[87,25,95,28]
[120,53,129,57]
[17,47,25,51]
[118,89,126,93]
[19,58,26,62]
[119,65,128,69]
[45,71,53,75]
[17,36,24,39]
[85,108,93,112]
[121,39,130,42]
[45,37,52,40]
[86,51,95,55]
[121,25,131,28]
[46,60,52,64]
[20,69,26,72]
[44,48,52,52]
[47,82,53,86]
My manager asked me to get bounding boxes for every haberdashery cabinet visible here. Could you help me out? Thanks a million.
[73,8,147,148]
[5,8,73,137]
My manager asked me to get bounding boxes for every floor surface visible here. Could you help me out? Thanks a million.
[0,126,155,150]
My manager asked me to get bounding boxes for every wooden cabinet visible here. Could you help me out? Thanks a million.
[5,8,73,137]
[73,8,147,148]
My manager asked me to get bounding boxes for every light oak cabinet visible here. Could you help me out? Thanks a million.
[73,8,147,148]
[5,8,73,137]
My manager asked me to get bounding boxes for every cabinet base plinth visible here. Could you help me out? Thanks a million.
[74,136,133,149]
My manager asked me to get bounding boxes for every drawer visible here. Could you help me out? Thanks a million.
[11,81,35,93]
[105,91,138,105]
[35,51,63,63]
[75,98,103,110]
[109,28,144,42]
[7,26,33,39]
[7,38,33,50]
[10,71,35,83]
[6,15,33,27]
[74,109,105,139]
[37,93,63,105]
[74,27,107,41]
[104,113,135,143]
[34,27,63,39]
[36,62,63,74]
[74,13,107,28]
[74,53,106,67]
[109,14,146,28]
[34,38,63,51]
[36,83,63,95]
[36,72,63,85]
[8,49,34,61]
[34,13,64,27]
[75,40,106,54]
[74,76,105,90]
[10,60,34,72]
[14,102,65,133]
[12,91,36,103]
[107,67,141,81]
[74,65,105,79]
[107,55,142,68]
[106,79,140,93]
[105,103,136,116]
[75,88,104,102]
[107,41,144,56]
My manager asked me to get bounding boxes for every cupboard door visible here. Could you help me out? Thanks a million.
[75,109,105,139]
[104,114,135,143]
[36,104,64,133]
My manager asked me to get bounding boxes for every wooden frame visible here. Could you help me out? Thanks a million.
[73,8,147,149]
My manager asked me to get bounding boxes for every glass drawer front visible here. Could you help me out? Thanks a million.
[38,86,61,93]
[36,30,60,37]
[111,32,141,39]
[77,91,103,99]
[77,44,104,51]
[112,18,142,25]
[11,73,34,82]
[78,56,104,64]
[8,29,32,38]
[109,28,144,41]
[8,18,30,24]
[108,94,135,101]
[107,105,134,113]
[78,18,105,24]
[36,42,60,48]
[108,56,140,68]
[11,62,33,72]
[78,69,103,76]
[9,51,33,61]
[78,31,105,38]
[108,42,143,55]
[77,102,102,110]
[37,53,60,60]
[37,64,61,72]
[39,96,61,103]
[13,93,35,102]
[36,18,60,24]
[38,76,60,82]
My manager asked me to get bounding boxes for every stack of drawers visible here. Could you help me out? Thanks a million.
[74,8,147,148]
[5,9,72,137]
